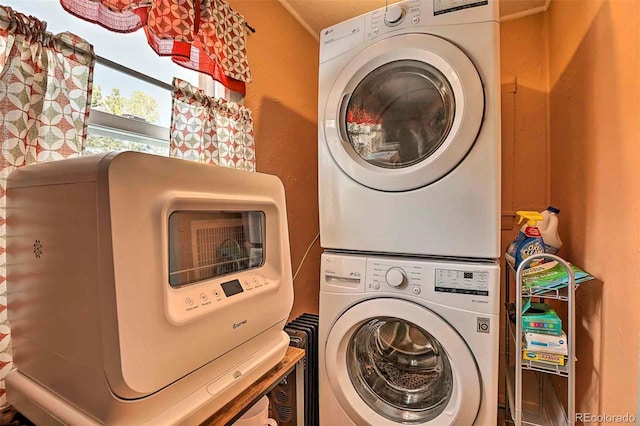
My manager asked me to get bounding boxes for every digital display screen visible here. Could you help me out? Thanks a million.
[435,269,489,297]
[221,279,244,297]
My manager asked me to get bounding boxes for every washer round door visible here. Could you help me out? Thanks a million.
[322,33,484,192]
[325,298,481,425]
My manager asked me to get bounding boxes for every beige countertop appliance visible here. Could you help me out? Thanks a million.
[5,152,294,425]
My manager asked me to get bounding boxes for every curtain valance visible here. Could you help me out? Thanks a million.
[60,0,251,94]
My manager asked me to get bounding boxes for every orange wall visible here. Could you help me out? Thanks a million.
[229,0,321,320]
[501,2,640,417]
[498,12,550,404]
[547,0,640,418]
[500,13,550,216]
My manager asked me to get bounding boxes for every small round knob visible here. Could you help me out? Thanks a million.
[385,267,407,288]
[384,5,406,26]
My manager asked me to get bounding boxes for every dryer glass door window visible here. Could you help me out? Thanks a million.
[323,33,484,192]
[345,60,455,169]
[347,317,453,423]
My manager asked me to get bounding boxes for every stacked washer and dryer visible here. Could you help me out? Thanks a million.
[317,0,501,425]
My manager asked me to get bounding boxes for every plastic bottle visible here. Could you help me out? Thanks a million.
[537,206,562,254]
[505,211,546,268]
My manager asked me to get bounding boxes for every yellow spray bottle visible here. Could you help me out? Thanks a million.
[505,211,546,268]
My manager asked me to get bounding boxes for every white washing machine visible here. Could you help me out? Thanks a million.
[319,252,499,425]
[318,0,501,259]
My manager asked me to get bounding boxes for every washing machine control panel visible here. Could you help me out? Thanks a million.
[365,256,499,314]
[434,269,490,296]
[384,267,407,287]
[370,261,423,290]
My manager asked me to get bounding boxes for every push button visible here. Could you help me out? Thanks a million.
[412,286,421,295]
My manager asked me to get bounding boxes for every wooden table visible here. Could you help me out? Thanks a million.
[200,346,306,426]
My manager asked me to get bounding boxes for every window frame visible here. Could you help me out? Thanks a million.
[86,56,225,155]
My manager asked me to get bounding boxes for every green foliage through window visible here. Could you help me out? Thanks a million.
[86,85,168,156]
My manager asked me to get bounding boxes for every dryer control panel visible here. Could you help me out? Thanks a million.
[319,0,497,64]
[365,0,422,40]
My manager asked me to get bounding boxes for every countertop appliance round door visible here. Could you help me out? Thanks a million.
[323,33,484,192]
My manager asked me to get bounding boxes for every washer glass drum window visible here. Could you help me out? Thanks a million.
[345,60,455,169]
[347,317,453,423]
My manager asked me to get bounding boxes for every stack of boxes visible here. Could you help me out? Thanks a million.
[521,302,568,365]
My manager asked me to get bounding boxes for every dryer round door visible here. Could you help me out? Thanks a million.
[325,298,481,425]
[322,33,484,192]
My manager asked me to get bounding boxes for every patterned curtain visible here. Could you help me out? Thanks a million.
[170,78,255,171]
[0,6,95,404]
[60,0,251,94]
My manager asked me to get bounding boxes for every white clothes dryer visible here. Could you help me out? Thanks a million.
[319,252,499,425]
[318,0,501,259]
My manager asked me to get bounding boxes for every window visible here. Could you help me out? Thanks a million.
[3,1,229,156]
[168,211,265,287]
[85,60,174,156]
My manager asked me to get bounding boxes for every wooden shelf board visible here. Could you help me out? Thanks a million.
[199,346,305,426]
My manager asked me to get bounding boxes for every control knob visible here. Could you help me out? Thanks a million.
[385,267,407,288]
[384,5,406,26]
